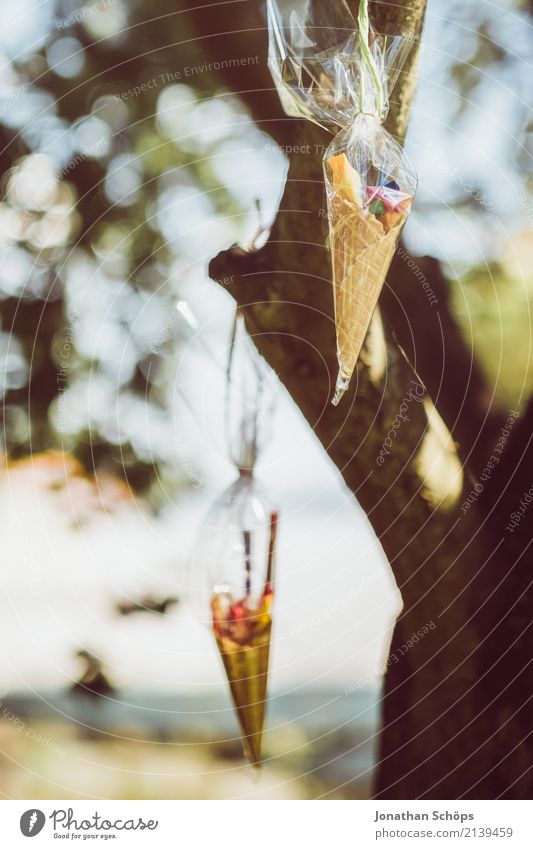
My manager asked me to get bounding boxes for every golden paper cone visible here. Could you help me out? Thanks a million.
[212,591,273,767]
[214,621,271,766]
[328,195,401,405]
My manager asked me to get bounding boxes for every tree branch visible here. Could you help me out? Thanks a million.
[183,0,496,474]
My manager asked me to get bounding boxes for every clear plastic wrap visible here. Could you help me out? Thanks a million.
[268,0,418,404]
[189,311,278,767]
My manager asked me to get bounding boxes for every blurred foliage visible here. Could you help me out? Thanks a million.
[0,0,531,497]
[452,256,533,410]
[0,0,265,499]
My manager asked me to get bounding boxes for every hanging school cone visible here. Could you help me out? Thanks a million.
[187,310,279,768]
[268,0,418,404]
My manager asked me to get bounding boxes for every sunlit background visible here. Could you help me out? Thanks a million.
[0,0,531,799]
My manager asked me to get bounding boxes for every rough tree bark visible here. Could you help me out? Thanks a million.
[184,0,533,798]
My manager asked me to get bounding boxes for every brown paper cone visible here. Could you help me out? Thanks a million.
[328,195,401,404]
[214,620,271,767]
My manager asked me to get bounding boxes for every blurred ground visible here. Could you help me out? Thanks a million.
[0,690,378,799]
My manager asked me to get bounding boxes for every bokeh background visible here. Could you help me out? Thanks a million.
[0,0,531,799]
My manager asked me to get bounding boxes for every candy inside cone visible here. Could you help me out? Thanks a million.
[326,152,362,205]
[212,588,273,767]
[365,185,413,231]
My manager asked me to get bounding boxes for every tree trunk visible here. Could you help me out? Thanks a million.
[184,0,533,798]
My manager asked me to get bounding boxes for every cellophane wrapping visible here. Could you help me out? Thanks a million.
[268,0,418,403]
